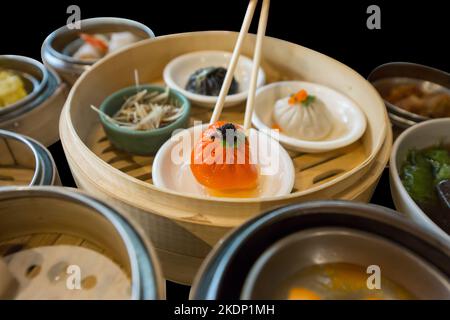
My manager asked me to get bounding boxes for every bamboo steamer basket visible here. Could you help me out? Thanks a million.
[0,129,59,187]
[0,55,68,147]
[0,187,165,299]
[60,31,391,284]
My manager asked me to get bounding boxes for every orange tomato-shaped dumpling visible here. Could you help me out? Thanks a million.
[190,121,258,190]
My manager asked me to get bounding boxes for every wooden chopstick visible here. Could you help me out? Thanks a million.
[209,0,258,125]
[243,0,270,131]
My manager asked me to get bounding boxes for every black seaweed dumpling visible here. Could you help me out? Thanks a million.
[185,67,239,96]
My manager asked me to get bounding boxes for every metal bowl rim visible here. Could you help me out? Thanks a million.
[0,55,49,116]
[191,200,450,299]
[42,17,155,67]
[241,226,450,299]
[368,61,450,124]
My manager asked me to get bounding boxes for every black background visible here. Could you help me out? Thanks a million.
[1,0,448,301]
[2,0,448,74]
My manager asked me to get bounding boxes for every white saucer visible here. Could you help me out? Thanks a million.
[163,50,265,108]
[152,125,294,199]
[252,81,367,153]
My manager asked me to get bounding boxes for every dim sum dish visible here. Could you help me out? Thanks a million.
[190,122,258,192]
[163,50,265,107]
[42,17,155,85]
[69,32,141,62]
[369,62,450,130]
[241,227,448,300]
[191,201,450,300]
[0,56,45,117]
[152,121,295,198]
[60,31,390,283]
[253,81,367,153]
[272,88,333,141]
[0,187,164,300]
[390,118,450,241]
[96,87,186,131]
[400,146,450,235]
[382,84,450,119]
[0,55,67,146]
[92,85,190,155]
[185,67,239,97]
[0,70,28,108]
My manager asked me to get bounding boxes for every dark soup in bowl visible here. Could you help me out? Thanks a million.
[401,145,450,234]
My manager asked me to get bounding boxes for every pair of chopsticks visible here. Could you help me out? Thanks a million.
[209,0,270,131]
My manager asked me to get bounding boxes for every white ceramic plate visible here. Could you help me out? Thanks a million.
[163,50,265,108]
[152,125,295,199]
[390,118,450,242]
[252,81,367,153]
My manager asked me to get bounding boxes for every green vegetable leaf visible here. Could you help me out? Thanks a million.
[401,161,436,204]
[302,95,316,107]
[436,164,450,182]
[401,146,450,205]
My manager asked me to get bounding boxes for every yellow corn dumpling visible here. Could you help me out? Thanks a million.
[0,70,28,108]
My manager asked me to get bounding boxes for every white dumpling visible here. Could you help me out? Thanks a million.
[73,34,108,61]
[108,32,140,53]
[273,91,333,141]
[72,43,103,61]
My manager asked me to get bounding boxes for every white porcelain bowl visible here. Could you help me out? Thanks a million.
[252,81,367,153]
[152,125,295,199]
[390,118,450,241]
[163,50,265,108]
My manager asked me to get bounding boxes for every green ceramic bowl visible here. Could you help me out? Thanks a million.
[99,85,190,156]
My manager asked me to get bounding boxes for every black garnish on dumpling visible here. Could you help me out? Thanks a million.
[216,123,245,148]
[217,123,237,137]
[185,67,239,96]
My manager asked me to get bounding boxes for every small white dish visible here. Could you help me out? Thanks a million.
[390,118,450,242]
[152,125,295,199]
[252,81,367,153]
[163,50,266,108]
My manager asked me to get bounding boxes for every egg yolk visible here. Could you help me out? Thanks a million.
[288,288,321,300]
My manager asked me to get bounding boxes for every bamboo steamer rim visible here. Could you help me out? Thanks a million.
[0,186,165,299]
[62,31,388,204]
[0,129,57,186]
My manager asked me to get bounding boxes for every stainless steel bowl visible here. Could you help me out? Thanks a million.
[0,55,66,147]
[0,55,50,119]
[42,17,155,85]
[241,227,449,299]
[0,129,58,186]
[0,187,165,300]
[368,62,450,129]
[191,201,450,300]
